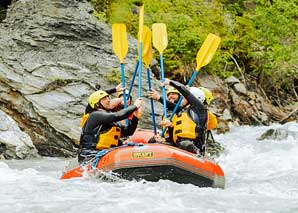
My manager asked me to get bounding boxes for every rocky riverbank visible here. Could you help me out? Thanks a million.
[0,0,296,159]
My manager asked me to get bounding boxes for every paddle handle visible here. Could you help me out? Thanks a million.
[120,63,128,126]
[128,61,139,98]
[146,68,157,134]
[161,71,198,136]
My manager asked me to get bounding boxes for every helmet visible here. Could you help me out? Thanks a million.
[88,90,109,108]
[199,87,213,105]
[189,87,205,103]
[117,89,132,100]
[166,87,181,96]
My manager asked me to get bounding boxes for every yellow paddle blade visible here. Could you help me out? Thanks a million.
[152,23,168,54]
[143,47,153,68]
[196,33,221,71]
[138,26,152,67]
[142,27,153,68]
[112,24,128,63]
[138,5,144,43]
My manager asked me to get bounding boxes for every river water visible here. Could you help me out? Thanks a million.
[1,123,297,213]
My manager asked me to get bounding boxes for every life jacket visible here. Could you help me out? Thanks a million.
[95,126,121,150]
[207,111,217,130]
[172,110,197,143]
[81,123,121,150]
[80,113,89,128]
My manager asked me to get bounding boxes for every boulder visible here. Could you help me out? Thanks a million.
[257,121,298,140]
[233,83,247,95]
[0,0,163,157]
[225,76,240,86]
[0,110,39,159]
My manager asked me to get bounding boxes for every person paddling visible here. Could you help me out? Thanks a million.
[80,84,125,128]
[148,86,181,105]
[78,90,142,163]
[198,87,218,147]
[156,78,208,155]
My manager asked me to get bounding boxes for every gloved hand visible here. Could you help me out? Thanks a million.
[133,105,143,119]
[161,119,172,128]
[148,89,161,101]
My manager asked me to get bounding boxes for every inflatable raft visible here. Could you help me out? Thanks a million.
[61,130,225,188]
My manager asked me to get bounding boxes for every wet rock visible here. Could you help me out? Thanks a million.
[205,138,225,157]
[247,91,257,101]
[262,102,286,121]
[0,110,39,159]
[0,0,163,157]
[233,100,254,124]
[150,58,160,79]
[222,108,233,121]
[257,122,298,140]
[233,83,247,95]
[0,0,292,158]
[225,76,240,86]
[258,111,269,123]
[197,73,224,90]
[216,118,230,134]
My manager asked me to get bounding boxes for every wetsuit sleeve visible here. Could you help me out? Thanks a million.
[105,87,117,95]
[169,80,206,113]
[120,116,139,136]
[84,105,137,132]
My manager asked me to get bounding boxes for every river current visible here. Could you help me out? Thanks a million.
[1,123,297,213]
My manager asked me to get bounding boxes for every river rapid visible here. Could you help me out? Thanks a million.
[1,123,297,213]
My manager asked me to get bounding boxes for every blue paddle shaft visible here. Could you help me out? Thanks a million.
[128,61,139,98]
[120,63,128,126]
[160,54,167,119]
[146,68,157,134]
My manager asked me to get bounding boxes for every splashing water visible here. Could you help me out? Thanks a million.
[0,123,297,212]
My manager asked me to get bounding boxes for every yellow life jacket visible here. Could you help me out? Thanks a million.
[207,111,218,130]
[95,126,121,150]
[80,113,89,127]
[172,112,196,143]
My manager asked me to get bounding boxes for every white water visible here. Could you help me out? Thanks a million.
[1,123,298,213]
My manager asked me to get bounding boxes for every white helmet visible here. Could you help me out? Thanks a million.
[189,87,205,103]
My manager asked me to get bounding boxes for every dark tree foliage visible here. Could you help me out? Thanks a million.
[90,0,297,105]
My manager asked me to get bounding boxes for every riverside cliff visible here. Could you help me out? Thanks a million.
[0,0,296,158]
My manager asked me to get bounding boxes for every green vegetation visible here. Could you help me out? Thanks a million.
[104,68,122,84]
[91,0,297,104]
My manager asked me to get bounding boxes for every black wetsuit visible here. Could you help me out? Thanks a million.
[78,105,138,162]
[166,80,208,154]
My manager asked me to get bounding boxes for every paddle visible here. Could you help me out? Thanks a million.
[161,33,221,136]
[112,23,129,125]
[152,23,168,122]
[137,5,144,98]
[127,61,139,99]
[141,26,157,134]
[128,5,144,99]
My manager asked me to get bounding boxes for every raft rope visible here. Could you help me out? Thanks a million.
[91,142,144,170]
[206,130,215,144]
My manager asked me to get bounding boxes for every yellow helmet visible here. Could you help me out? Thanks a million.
[88,90,109,108]
[199,87,213,105]
[166,87,181,96]
[117,89,132,99]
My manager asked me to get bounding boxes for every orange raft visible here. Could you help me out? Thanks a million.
[61,130,225,188]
